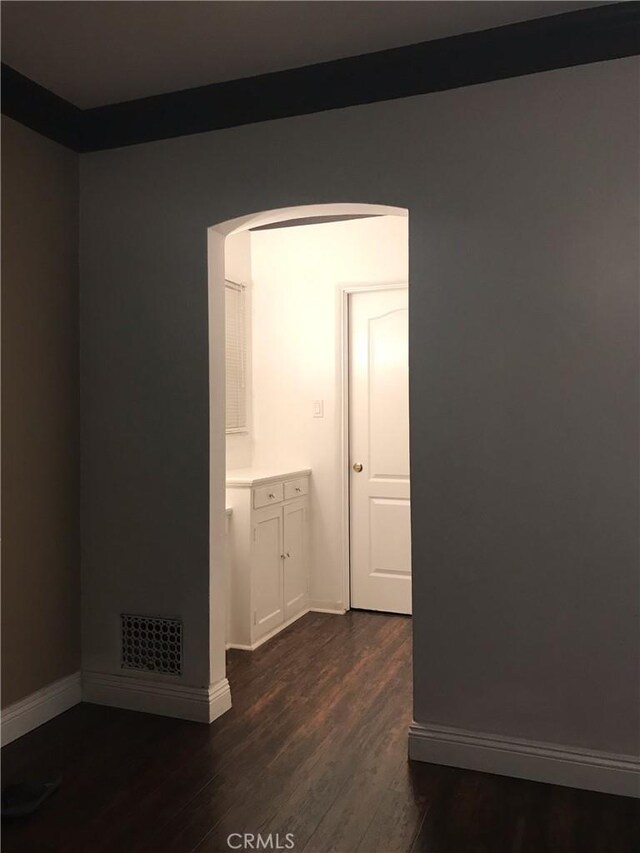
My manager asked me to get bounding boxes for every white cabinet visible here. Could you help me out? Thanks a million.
[253,505,285,637]
[283,501,307,621]
[226,468,311,649]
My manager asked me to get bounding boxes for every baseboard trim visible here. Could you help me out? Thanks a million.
[309,599,346,615]
[227,608,311,651]
[208,678,233,722]
[1,672,82,746]
[82,672,232,724]
[227,603,346,651]
[309,607,347,615]
[408,722,640,798]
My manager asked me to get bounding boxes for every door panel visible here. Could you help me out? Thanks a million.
[370,498,411,579]
[283,500,307,620]
[253,506,284,637]
[350,288,411,614]
[368,308,410,480]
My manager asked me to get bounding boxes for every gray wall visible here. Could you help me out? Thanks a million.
[2,117,80,707]
[80,58,639,754]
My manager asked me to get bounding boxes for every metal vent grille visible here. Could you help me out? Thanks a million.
[121,614,182,676]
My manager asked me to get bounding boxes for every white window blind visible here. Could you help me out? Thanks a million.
[225,280,247,432]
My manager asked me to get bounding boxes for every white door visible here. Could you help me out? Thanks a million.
[349,288,411,614]
[253,506,285,638]
[283,499,308,620]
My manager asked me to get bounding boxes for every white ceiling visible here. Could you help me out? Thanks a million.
[1,1,606,109]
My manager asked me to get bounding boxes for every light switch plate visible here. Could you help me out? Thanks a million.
[313,400,324,418]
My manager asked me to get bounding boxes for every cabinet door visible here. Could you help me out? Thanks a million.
[253,506,284,639]
[283,499,308,621]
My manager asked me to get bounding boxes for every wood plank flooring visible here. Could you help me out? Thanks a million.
[2,611,638,852]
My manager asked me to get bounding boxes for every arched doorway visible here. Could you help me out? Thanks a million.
[207,203,409,711]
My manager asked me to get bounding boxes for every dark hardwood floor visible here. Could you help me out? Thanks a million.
[2,611,638,852]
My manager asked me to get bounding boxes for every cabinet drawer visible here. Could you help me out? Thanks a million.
[253,482,284,509]
[284,478,308,500]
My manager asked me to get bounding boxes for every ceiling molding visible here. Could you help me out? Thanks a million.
[1,63,83,150]
[2,3,638,154]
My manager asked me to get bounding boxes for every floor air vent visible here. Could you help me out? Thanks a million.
[121,614,182,675]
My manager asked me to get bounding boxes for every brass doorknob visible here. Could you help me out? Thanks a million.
[352,463,363,472]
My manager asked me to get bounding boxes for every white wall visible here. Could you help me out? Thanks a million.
[248,215,408,609]
[224,230,252,470]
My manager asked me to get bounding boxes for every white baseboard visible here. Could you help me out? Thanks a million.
[1,672,82,746]
[227,603,347,652]
[408,722,640,798]
[82,672,232,724]
[208,678,233,721]
[308,599,346,615]
[227,608,311,651]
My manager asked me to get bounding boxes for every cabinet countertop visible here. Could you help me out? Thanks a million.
[226,467,312,487]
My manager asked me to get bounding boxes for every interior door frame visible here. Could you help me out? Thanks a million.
[338,281,409,613]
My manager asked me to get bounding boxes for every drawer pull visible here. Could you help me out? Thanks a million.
[284,479,308,500]
[253,482,284,508]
